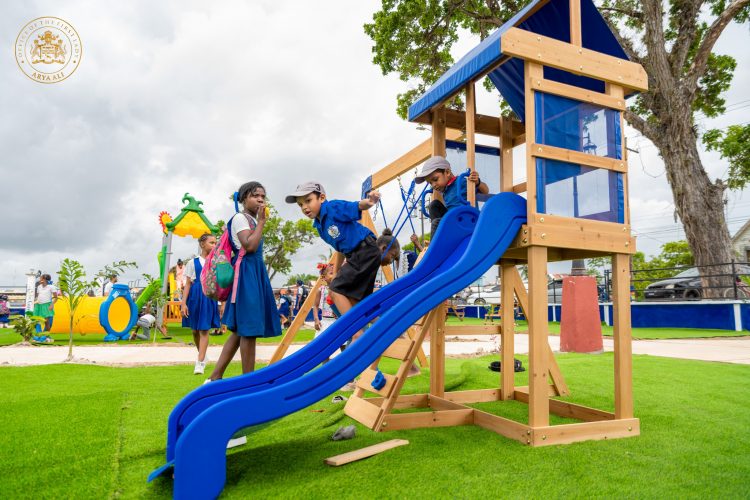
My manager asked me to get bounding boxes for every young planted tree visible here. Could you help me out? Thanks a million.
[10,315,45,344]
[57,259,136,361]
[365,0,750,297]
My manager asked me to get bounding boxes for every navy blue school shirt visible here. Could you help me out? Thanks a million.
[313,200,374,254]
[442,175,477,210]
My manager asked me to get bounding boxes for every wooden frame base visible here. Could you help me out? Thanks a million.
[350,390,639,447]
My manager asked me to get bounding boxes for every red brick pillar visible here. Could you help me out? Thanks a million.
[560,276,603,353]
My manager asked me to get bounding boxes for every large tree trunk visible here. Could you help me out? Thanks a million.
[653,118,734,298]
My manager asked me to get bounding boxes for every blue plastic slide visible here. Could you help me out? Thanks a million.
[149,192,526,498]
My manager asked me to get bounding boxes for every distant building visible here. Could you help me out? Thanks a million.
[732,220,750,261]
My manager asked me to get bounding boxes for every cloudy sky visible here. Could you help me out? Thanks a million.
[1,1,748,288]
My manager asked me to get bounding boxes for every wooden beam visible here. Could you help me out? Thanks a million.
[529,213,630,234]
[527,245,550,427]
[514,388,611,421]
[270,255,335,363]
[324,439,409,466]
[530,418,639,446]
[513,223,636,254]
[444,324,502,336]
[414,108,526,139]
[443,388,502,404]
[466,82,477,206]
[364,393,429,410]
[531,78,625,110]
[530,143,628,173]
[501,28,649,91]
[428,395,469,411]
[512,182,527,194]
[473,408,531,445]
[370,129,464,189]
[569,0,582,46]
[612,253,634,419]
[382,409,474,431]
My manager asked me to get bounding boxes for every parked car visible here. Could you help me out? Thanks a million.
[644,267,703,300]
[468,280,565,305]
[468,285,501,305]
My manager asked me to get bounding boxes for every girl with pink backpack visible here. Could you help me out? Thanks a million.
[204,181,281,382]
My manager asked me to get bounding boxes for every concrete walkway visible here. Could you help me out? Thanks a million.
[1,334,748,367]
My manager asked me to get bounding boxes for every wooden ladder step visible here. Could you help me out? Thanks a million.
[344,395,382,429]
[356,368,398,398]
[381,338,414,360]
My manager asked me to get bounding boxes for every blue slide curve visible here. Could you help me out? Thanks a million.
[149,192,526,499]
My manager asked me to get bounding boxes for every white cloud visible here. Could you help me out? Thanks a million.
[1,1,748,287]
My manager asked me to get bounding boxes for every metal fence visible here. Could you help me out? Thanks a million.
[601,261,750,302]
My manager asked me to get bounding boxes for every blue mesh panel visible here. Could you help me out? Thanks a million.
[535,158,624,223]
[534,92,622,159]
[444,140,501,193]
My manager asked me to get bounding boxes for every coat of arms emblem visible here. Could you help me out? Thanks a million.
[327,225,341,239]
[30,30,66,64]
[15,17,82,84]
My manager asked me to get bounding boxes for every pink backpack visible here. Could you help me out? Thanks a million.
[201,214,252,303]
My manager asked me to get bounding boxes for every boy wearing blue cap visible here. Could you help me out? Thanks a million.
[286,181,401,319]
[415,156,489,234]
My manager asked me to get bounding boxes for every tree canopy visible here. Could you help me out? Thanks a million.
[364,0,750,296]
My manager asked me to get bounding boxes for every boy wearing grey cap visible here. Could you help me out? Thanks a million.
[415,156,489,234]
[285,182,401,320]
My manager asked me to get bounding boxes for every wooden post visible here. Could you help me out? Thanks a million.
[500,261,515,400]
[430,106,447,397]
[466,83,477,206]
[527,246,550,427]
[500,116,514,192]
[430,302,446,397]
[524,62,543,223]
[569,0,582,46]
[612,253,633,419]
[432,106,447,156]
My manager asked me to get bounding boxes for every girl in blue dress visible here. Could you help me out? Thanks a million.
[181,233,221,375]
[207,181,281,381]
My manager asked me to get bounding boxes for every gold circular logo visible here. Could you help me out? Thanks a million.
[15,17,82,84]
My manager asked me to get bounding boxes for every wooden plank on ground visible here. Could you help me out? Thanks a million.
[324,439,409,466]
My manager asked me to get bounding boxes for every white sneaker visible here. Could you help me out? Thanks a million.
[194,361,205,375]
[227,435,247,449]
[203,378,212,385]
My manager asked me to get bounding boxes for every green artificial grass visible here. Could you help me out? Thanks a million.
[0,324,315,348]
[446,317,748,340]
[0,355,748,498]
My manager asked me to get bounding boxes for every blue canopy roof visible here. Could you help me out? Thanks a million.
[407,0,630,123]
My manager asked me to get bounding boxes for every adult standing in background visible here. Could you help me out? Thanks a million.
[103,274,117,296]
[34,274,57,331]
[175,259,186,299]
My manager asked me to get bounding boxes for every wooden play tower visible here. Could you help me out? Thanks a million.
[275,0,646,446]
